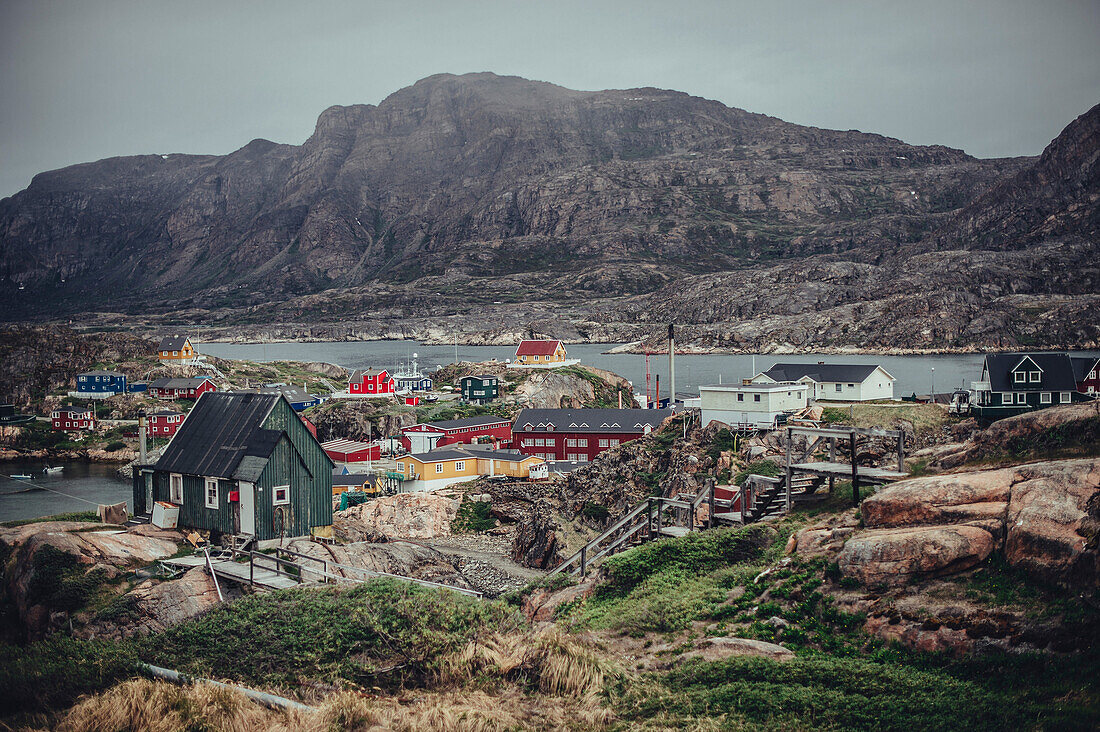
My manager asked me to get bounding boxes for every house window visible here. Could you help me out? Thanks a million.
[835,384,842,392]
[753,394,761,402]
[1090,370,1097,380]
[1029,371,1041,383]
[1060,392,1071,403]
[273,485,290,505]
[1001,393,1012,404]
[737,394,744,401]
[455,461,466,471]
[205,478,219,509]
[578,439,587,447]
[1016,393,1027,404]
[599,439,609,447]
[435,463,444,474]
[567,439,577,447]
[1014,372,1025,383]
[170,474,183,503]
[610,439,620,447]
[172,351,178,356]
[1041,392,1051,404]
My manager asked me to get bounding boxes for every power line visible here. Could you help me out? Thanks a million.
[0,472,105,507]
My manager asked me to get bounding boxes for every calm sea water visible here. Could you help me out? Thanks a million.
[0,460,130,523]
[200,340,1100,398]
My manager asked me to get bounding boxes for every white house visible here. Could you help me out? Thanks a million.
[751,363,895,402]
[700,382,809,429]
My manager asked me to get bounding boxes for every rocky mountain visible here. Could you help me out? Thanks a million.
[1,72,1025,322]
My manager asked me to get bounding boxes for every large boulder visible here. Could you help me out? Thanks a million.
[334,492,460,541]
[522,578,598,622]
[838,525,996,587]
[282,538,472,589]
[683,637,795,662]
[860,469,1013,531]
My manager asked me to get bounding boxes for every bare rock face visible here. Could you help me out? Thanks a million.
[786,510,861,559]
[308,400,416,443]
[838,525,996,587]
[333,492,460,541]
[283,538,472,589]
[683,636,795,662]
[826,458,1100,588]
[125,567,231,636]
[522,578,598,622]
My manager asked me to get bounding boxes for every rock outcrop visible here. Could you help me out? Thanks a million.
[333,492,460,541]
[827,458,1100,587]
[282,538,472,589]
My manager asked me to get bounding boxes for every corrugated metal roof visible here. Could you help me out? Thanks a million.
[514,408,673,433]
[149,377,214,389]
[154,392,281,479]
[422,415,510,430]
[515,339,563,356]
[761,363,888,384]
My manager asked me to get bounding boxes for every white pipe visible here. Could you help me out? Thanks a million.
[139,664,313,712]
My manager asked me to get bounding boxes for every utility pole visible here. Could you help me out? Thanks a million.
[668,324,676,411]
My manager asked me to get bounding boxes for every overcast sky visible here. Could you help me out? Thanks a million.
[1,0,1098,198]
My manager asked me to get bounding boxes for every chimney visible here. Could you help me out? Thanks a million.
[668,324,676,411]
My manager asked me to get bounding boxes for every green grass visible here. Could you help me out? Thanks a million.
[1,511,100,528]
[733,458,781,485]
[452,500,495,533]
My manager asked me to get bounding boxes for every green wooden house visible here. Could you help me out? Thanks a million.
[132,392,333,541]
[460,374,499,404]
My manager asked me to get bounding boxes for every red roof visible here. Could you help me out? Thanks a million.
[516,340,563,356]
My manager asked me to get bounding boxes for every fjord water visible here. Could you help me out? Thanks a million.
[198,341,1061,397]
[0,460,130,523]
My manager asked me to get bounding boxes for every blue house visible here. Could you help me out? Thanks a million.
[75,370,127,398]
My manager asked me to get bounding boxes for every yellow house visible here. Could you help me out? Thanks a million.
[157,335,198,365]
[514,339,568,366]
[396,447,545,491]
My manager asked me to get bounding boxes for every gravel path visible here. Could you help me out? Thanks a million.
[418,527,546,597]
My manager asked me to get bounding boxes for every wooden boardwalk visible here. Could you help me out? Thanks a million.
[207,558,301,591]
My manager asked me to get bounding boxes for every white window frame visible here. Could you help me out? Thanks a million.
[205,478,219,509]
[1016,392,1027,404]
[1000,392,1012,404]
[578,439,587,447]
[1060,392,1071,403]
[1029,371,1041,383]
[170,474,183,503]
[455,461,466,471]
[609,439,620,447]
[737,393,744,401]
[1040,392,1051,404]
[435,463,445,474]
[753,394,761,402]
[1014,371,1025,383]
[835,383,842,392]
[273,485,290,505]
[599,438,609,448]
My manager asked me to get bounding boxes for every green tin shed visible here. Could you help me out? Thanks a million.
[132,392,333,541]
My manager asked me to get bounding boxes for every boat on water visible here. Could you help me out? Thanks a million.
[43,466,64,475]
[10,474,33,480]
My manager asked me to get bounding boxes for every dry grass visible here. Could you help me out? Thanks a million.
[28,678,616,732]
[825,403,952,435]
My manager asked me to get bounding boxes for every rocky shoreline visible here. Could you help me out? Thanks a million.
[0,447,136,464]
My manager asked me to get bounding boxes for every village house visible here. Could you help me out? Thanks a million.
[250,385,322,411]
[1072,356,1100,396]
[401,415,512,453]
[132,392,333,542]
[321,438,382,464]
[157,335,199,365]
[751,363,896,401]
[511,339,573,367]
[972,353,1083,423]
[460,374,499,404]
[74,370,127,398]
[393,372,433,392]
[513,408,673,461]
[331,472,377,496]
[148,376,217,400]
[347,368,396,396]
[51,406,96,432]
[396,445,544,491]
[700,382,810,429]
[147,409,184,438]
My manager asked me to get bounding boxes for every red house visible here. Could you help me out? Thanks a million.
[348,368,396,396]
[1072,356,1100,396]
[51,407,97,431]
[148,409,184,437]
[401,416,512,453]
[321,438,382,463]
[513,408,673,461]
[148,377,217,400]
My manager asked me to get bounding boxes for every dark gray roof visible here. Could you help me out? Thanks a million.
[1070,356,1099,382]
[149,377,214,389]
[514,408,673,433]
[407,449,477,462]
[241,386,316,402]
[79,370,125,377]
[460,374,497,381]
[982,353,1079,392]
[760,363,886,384]
[157,335,191,351]
[149,409,183,417]
[154,392,283,480]
[435,444,531,461]
[425,415,510,430]
[332,473,377,487]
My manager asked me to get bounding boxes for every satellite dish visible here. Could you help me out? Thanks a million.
[413,352,418,359]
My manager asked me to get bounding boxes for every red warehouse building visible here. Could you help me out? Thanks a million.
[401,416,512,453]
[348,368,396,396]
[148,377,217,400]
[321,439,382,463]
[148,409,185,437]
[51,407,97,431]
[513,408,673,461]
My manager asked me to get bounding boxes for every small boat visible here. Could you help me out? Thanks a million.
[11,474,32,480]
[43,466,64,475]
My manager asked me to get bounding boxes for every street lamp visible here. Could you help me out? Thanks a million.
[930,367,935,403]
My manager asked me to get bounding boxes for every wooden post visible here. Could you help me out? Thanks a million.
[850,431,860,505]
[896,429,905,473]
[647,498,654,541]
[580,545,587,578]
[829,436,836,494]
[656,498,664,538]
[708,480,715,529]
[249,554,254,586]
[739,484,747,523]
[784,428,793,513]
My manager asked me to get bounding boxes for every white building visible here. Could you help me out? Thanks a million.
[700,382,809,429]
[751,363,895,402]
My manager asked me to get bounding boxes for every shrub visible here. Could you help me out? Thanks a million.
[733,459,781,485]
[104,440,127,452]
[581,502,611,522]
[0,636,138,714]
[452,500,495,533]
